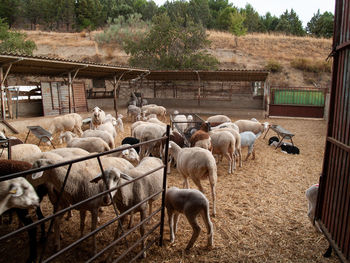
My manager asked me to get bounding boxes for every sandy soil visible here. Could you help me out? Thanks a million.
[0,114,339,263]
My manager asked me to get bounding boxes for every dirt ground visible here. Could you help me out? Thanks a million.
[0,113,340,263]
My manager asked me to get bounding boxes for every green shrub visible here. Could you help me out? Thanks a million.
[265,60,282,72]
[291,58,331,73]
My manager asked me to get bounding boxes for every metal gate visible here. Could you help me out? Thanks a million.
[268,86,327,118]
[0,128,170,262]
[315,0,350,262]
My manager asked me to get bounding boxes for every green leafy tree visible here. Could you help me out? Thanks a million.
[241,4,263,32]
[124,13,219,70]
[208,0,232,29]
[0,0,20,27]
[306,10,333,38]
[0,18,36,54]
[75,0,104,31]
[133,0,158,21]
[260,12,279,32]
[217,7,246,36]
[22,0,44,30]
[188,0,210,27]
[275,9,305,36]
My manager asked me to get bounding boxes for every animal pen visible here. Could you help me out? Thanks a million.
[0,127,171,262]
[315,0,350,262]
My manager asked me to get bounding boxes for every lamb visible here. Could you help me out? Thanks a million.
[234,119,269,135]
[108,144,140,166]
[0,143,42,160]
[97,121,117,139]
[207,115,231,126]
[91,106,105,130]
[48,113,83,143]
[165,187,214,250]
[60,131,110,153]
[168,141,217,216]
[90,156,164,258]
[240,131,259,161]
[31,156,134,253]
[209,131,236,174]
[82,129,115,149]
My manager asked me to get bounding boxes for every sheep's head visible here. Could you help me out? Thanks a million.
[200,121,211,132]
[92,106,104,119]
[6,178,40,211]
[90,168,133,205]
[121,149,140,165]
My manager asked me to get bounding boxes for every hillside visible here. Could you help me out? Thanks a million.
[25,30,333,88]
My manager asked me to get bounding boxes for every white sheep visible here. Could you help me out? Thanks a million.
[211,122,239,132]
[91,106,105,130]
[207,115,231,125]
[0,143,42,160]
[168,141,217,216]
[240,131,259,161]
[97,121,117,139]
[90,156,164,258]
[165,187,214,250]
[173,114,188,133]
[305,184,321,232]
[60,131,110,153]
[143,105,167,121]
[0,177,40,215]
[82,129,115,149]
[210,131,236,174]
[234,120,269,135]
[108,144,140,166]
[103,113,124,133]
[31,156,134,253]
[127,105,142,122]
[48,113,83,143]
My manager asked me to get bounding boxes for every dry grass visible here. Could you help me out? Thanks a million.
[0,113,340,263]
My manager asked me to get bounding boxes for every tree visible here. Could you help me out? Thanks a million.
[22,0,44,30]
[217,7,246,36]
[0,0,20,27]
[188,0,210,27]
[275,9,305,36]
[241,4,263,33]
[124,13,219,70]
[306,10,333,38]
[260,12,279,32]
[0,18,36,54]
[75,0,104,31]
[207,0,232,29]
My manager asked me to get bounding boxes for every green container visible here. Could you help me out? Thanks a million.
[273,90,324,106]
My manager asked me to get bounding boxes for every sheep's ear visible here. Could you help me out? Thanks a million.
[120,173,133,181]
[118,114,124,119]
[32,171,44,180]
[90,173,102,183]
[9,185,23,197]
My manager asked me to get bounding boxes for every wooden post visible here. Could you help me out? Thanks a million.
[0,67,5,120]
[195,71,201,106]
[68,72,72,113]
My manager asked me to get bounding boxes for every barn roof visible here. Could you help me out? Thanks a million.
[0,54,269,82]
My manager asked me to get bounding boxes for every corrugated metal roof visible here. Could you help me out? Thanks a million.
[0,54,269,82]
[0,53,149,80]
[146,69,269,82]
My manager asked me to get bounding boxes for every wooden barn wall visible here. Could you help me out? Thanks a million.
[316,0,350,261]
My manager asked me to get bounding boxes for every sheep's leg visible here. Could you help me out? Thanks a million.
[128,213,134,229]
[185,213,201,250]
[224,152,232,174]
[139,209,147,258]
[53,214,63,251]
[183,177,190,189]
[65,210,73,221]
[238,148,242,167]
[208,173,216,217]
[167,209,175,243]
[192,176,204,192]
[80,210,86,237]
[36,206,46,242]
[232,152,236,172]
[173,213,180,235]
[91,209,98,255]
[200,209,213,247]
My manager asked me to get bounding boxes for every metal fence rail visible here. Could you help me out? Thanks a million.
[0,125,170,262]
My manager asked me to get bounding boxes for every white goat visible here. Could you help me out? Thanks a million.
[82,129,115,149]
[240,131,260,161]
[91,106,105,130]
[0,177,40,215]
[165,187,214,250]
[48,113,83,143]
[168,141,217,216]
[60,131,110,153]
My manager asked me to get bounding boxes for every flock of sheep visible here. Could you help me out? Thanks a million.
[0,104,322,262]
